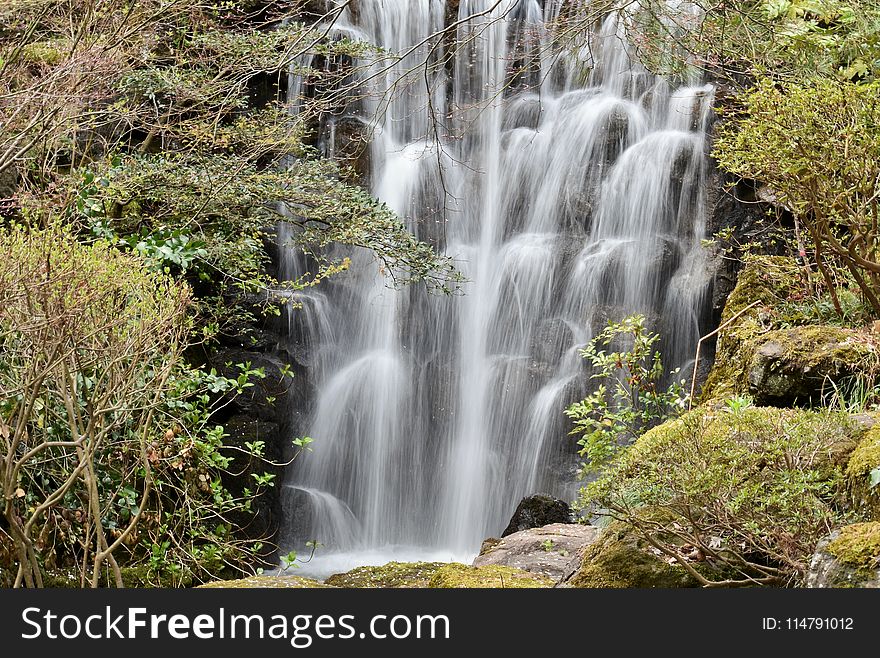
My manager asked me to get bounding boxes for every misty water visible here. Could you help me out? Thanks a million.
[278,0,714,578]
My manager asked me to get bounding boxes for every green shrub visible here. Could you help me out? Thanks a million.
[582,404,860,586]
[0,225,275,587]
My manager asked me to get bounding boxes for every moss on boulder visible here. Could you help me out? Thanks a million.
[198,575,332,588]
[565,521,702,588]
[41,565,193,588]
[325,562,447,588]
[846,426,880,517]
[580,405,865,585]
[702,256,878,404]
[20,40,68,65]
[703,256,803,400]
[828,523,880,569]
[807,523,880,587]
[746,326,876,405]
[427,563,553,588]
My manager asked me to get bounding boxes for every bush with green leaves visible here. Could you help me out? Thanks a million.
[715,77,880,316]
[582,401,861,586]
[623,0,880,81]
[0,225,286,587]
[565,315,688,479]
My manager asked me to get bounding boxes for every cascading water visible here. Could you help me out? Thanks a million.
[279,0,715,574]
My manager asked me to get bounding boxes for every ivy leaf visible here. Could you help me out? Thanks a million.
[869,467,880,490]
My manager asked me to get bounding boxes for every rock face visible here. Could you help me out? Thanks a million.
[427,563,553,588]
[502,494,573,537]
[325,562,446,588]
[806,523,880,588]
[474,523,600,583]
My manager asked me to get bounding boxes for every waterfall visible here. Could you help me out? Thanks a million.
[279,0,715,571]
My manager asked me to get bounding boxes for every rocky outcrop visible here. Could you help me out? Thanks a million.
[427,563,554,588]
[701,256,880,405]
[807,523,880,588]
[502,494,573,537]
[325,562,446,588]
[746,326,876,405]
[473,523,600,583]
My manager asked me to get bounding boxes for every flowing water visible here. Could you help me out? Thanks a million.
[278,0,715,575]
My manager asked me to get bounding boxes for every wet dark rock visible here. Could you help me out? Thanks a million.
[502,494,573,537]
[220,414,283,551]
[210,349,292,421]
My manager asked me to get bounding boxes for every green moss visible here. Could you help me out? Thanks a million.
[845,426,880,518]
[198,575,331,588]
[848,427,880,480]
[703,256,879,403]
[703,256,803,400]
[567,521,702,588]
[827,523,880,571]
[325,562,446,588]
[427,563,553,588]
[20,40,68,65]
[41,565,193,588]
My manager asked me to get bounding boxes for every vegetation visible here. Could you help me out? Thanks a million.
[565,315,687,479]
[582,404,861,586]
[715,79,880,314]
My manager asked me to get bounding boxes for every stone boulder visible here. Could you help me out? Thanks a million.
[702,256,880,405]
[806,523,880,588]
[325,562,446,588]
[502,494,572,537]
[473,523,600,583]
[747,326,876,406]
[427,563,553,588]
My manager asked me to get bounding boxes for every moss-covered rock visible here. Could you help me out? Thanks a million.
[846,427,880,517]
[807,523,880,588]
[427,563,553,588]
[702,256,879,404]
[198,575,332,588]
[325,562,446,588]
[828,522,880,569]
[703,256,803,400]
[20,40,68,66]
[564,520,702,588]
[41,565,193,588]
[746,326,876,405]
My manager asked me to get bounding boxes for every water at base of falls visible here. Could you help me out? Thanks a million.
[278,0,715,571]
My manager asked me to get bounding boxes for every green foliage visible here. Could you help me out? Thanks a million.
[582,405,861,585]
[0,225,297,587]
[714,78,880,315]
[565,315,688,477]
[626,0,880,81]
